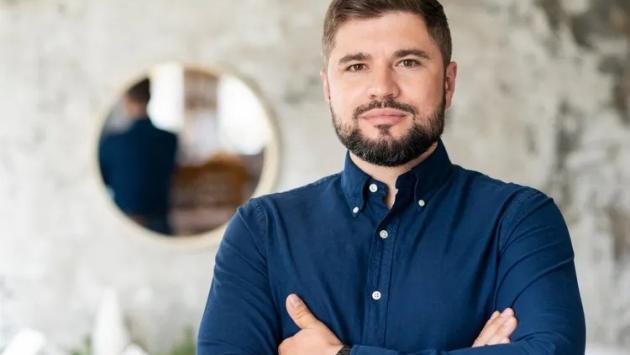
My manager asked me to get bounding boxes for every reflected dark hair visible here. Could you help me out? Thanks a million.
[323,0,452,66]
[126,78,151,104]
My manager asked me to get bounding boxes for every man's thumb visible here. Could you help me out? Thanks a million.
[286,293,320,329]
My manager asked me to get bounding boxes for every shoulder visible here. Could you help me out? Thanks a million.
[99,133,125,156]
[452,164,563,234]
[451,164,555,210]
[148,124,176,140]
[239,173,341,219]
[225,173,341,252]
[452,164,541,198]
[251,173,340,208]
[157,127,177,141]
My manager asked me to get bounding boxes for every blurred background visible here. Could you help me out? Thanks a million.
[0,0,628,354]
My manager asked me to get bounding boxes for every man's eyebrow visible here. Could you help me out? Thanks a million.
[338,52,371,65]
[393,49,431,59]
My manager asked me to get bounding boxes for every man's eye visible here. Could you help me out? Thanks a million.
[399,59,420,68]
[347,64,366,72]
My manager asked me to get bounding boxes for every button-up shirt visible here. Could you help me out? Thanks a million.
[197,139,585,354]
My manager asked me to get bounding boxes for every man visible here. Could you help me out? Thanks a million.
[99,78,178,235]
[197,0,586,354]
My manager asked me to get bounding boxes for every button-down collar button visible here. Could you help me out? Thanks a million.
[369,183,378,193]
[418,199,426,207]
[352,206,360,214]
[379,230,389,239]
[372,291,382,300]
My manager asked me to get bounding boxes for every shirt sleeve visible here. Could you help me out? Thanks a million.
[197,199,282,355]
[349,189,586,355]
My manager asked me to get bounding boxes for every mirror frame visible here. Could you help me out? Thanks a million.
[91,62,281,250]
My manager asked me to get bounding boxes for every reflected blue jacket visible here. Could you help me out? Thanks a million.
[99,117,177,216]
[198,138,585,354]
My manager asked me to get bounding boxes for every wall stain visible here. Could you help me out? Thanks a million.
[543,99,584,214]
[606,205,630,266]
[535,0,564,34]
[537,0,630,125]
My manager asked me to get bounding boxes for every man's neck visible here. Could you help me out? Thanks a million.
[131,112,148,120]
[349,141,438,209]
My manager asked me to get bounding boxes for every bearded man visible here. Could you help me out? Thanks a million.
[198,1,586,354]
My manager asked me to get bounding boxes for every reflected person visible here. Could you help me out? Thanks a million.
[99,78,178,235]
[198,0,585,354]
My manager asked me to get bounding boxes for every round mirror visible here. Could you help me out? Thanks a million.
[97,63,279,238]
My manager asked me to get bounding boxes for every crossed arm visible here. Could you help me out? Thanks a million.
[279,293,519,354]
[198,191,586,354]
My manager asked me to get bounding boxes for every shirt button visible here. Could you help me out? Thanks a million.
[372,291,382,301]
[352,206,360,214]
[379,230,389,239]
[418,199,426,207]
[369,183,378,193]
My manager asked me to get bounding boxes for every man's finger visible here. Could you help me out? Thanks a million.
[483,311,500,327]
[487,317,518,345]
[474,310,508,345]
[473,308,514,347]
[475,310,500,344]
[286,293,321,329]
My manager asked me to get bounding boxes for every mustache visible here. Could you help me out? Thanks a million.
[353,98,418,120]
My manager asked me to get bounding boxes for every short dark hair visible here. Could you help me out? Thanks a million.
[322,0,452,67]
[126,78,151,104]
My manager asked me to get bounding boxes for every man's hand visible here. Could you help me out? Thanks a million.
[279,293,517,352]
[279,294,345,355]
[472,308,518,347]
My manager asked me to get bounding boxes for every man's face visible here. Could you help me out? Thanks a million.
[321,11,457,166]
[122,95,147,120]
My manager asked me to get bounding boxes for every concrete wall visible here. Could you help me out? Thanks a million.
[0,0,628,352]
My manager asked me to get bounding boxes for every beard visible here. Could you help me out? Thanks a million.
[331,92,446,167]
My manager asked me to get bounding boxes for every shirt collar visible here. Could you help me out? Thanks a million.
[340,138,454,213]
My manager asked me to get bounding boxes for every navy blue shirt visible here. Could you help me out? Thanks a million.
[198,139,585,354]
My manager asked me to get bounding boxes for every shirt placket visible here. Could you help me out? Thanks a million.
[374,213,400,345]
[362,181,402,345]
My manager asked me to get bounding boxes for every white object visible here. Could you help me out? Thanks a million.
[1,329,45,355]
[379,230,389,239]
[122,344,150,355]
[91,289,130,355]
[371,291,382,300]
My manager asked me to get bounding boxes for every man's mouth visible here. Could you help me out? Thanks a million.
[359,108,409,125]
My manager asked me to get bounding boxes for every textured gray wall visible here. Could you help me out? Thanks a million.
[0,0,628,352]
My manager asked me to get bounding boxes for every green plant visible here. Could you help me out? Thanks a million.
[69,335,91,355]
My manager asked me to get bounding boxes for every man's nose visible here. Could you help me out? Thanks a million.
[367,67,400,100]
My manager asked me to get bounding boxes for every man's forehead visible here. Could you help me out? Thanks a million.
[329,11,436,59]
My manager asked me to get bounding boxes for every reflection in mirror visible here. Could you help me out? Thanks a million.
[98,63,273,237]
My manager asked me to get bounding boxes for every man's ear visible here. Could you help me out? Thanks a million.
[444,61,458,110]
[320,69,331,103]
